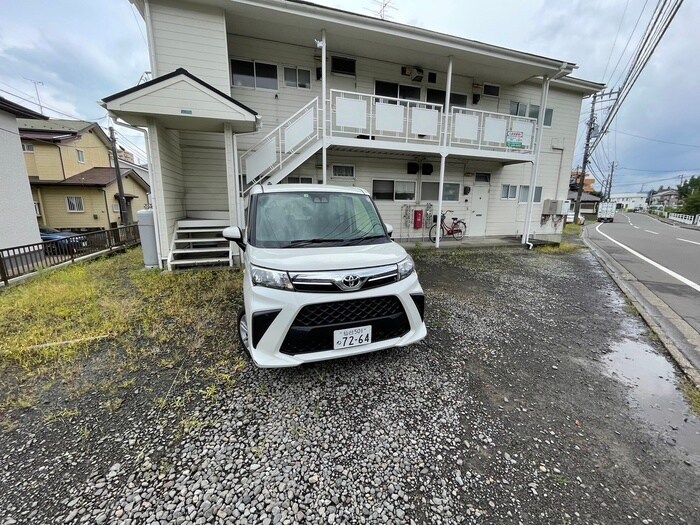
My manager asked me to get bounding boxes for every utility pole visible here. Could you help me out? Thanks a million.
[574,93,596,221]
[24,78,44,114]
[607,162,617,200]
[109,126,129,226]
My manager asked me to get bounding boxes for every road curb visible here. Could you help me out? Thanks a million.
[644,213,700,231]
[583,227,700,389]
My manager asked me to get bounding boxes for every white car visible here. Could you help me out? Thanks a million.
[223,184,427,368]
[566,211,585,225]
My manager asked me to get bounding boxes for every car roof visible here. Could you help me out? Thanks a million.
[249,184,369,196]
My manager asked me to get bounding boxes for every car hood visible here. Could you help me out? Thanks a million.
[248,242,408,272]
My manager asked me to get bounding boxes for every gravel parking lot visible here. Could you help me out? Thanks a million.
[1,245,699,524]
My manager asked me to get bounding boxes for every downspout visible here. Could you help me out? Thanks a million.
[321,29,328,184]
[434,56,453,249]
[233,125,264,229]
[143,0,159,76]
[58,144,66,179]
[102,189,111,229]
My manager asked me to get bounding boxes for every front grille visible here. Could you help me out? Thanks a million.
[280,295,410,355]
[293,296,404,326]
[289,265,398,293]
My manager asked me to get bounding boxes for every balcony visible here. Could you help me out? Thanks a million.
[328,89,537,160]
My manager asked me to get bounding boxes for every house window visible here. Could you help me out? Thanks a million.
[426,89,468,108]
[427,72,437,84]
[332,164,355,179]
[501,184,517,200]
[284,67,311,89]
[66,196,84,212]
[518,185,543,203]
[34,202,41,216]
[475,173,491,183]
[77,149,85,163]
[511,102,554,126]
[483,83,500,97]
[421,182,460,201]
[231,59,278,90]
[286,176,313,184]
[372,179,394,200]
[22,143,34,152]
[331,56,356,77]
[112,203,121,213]
[374,81,421,102]
[394,181,416,201]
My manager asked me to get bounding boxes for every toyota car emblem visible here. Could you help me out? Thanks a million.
[340,274,361,290]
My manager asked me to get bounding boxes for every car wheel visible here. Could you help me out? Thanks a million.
[237,309,250,355]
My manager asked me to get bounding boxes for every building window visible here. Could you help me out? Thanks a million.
[394,181,416,201]
[483,83,500,97]
[66,196,84,212]
[501,184,517,200]
[231,59,278,90]
[22,143,34,152]
[112,203,121,213]
[34,202,41,217]
[425,89,468,108]
[475,173,491,183]
[331,56,356,77]
[374,81,421,103]
[372,180,394,200]
[511,102,554,126]
[518,185,543,203]
[284,67,311,89]
[286,176,313,184]
[421,182,460,201]
[332,164,355,179]
[77,149,85,163]
[427,72,437,84]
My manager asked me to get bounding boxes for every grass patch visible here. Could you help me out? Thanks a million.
[536,242,581,255]
[44,408,79,423]
[563,223,583,237]
[681,379,700,416]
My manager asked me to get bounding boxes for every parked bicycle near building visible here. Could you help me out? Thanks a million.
[429,210,466,242]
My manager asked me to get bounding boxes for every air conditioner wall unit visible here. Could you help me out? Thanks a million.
[411,68,424,82]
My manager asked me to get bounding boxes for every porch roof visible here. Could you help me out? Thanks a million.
[101,68,260,133]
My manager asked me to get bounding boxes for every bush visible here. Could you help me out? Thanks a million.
[682,193,700,215]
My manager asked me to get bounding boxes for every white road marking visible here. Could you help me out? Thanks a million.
[595,223,700,293]
[678,238,700,246]
[644,230,658,235]
[633,226,640,229]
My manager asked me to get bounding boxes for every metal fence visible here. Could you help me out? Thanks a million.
[668,212,700,226]
[0,225,140,286]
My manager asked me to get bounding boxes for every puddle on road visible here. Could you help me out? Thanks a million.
[603,326,700,463]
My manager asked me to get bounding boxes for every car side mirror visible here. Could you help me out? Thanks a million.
[385,223,394,237]
[223,226,246,251]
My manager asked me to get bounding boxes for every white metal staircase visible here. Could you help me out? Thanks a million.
[239,97,322,195]
[168,219,232,270]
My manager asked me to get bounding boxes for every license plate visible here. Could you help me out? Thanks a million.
[333,325,372,350]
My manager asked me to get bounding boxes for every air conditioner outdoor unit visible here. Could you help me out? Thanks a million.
[548,200,567,215]
[412,68,424,82]
[542,199,553,215]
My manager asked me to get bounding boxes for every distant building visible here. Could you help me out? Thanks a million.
[568,190,600,214]
[570,170,596,193]
[117,146,135,164]
[611,192,647,211]
[650,188,679,209]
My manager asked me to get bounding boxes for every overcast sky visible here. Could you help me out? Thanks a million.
[1,0,697,193]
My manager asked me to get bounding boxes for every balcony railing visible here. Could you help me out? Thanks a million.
[448,106,536,153]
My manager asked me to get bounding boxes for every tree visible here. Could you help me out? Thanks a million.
[682,192,700,215]
[677,175,700,200]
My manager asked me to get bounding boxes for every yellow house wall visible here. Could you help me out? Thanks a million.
[39,186,110,230]
[31,187,46,227]
[26,143,64,180]
[105,175,150,225]
[58,131,112,178]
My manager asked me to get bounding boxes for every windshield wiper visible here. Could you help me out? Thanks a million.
[341,234,387,246]
[287,238,346,248]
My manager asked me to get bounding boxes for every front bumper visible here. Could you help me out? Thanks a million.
[243,272,426,368]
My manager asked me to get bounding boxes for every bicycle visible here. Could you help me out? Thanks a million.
[429,210,466,242]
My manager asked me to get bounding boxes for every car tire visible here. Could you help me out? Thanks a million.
[237,309,250,356]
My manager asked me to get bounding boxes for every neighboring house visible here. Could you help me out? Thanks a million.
[570,170,596,193]
[568,190,600,215]
[104,0,603,269]
[18,118,150,230]
[650,188,679,209]
[611,193,647,211]
[0,97,46,251]
[30,167,151,230]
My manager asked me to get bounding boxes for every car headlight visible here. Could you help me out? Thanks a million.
[250,265,294,291]
[397,255,415,280]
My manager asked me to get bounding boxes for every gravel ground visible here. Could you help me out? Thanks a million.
[1,246,699,524]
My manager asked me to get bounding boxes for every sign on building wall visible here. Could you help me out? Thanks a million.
[506,131,523,148]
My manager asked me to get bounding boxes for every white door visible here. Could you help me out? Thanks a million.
[469,185,489,236]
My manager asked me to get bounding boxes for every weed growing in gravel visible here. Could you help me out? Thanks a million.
[200,385,218,403]
[623,300,639,316]
[101,397,123,413]
[43,408,79,423]
[0,419,18,433]
[536,242,581,255]
[681,379,700,416]
[563,223,583,237]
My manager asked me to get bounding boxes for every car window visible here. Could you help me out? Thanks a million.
[251,192,388,248]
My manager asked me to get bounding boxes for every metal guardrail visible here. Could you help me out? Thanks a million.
[668,212,700,226]
[0,225,140,286]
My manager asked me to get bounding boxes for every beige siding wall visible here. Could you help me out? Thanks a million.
[22,131,111,181]
[26,143,64,180]
[39,187,110,230]
[23,148,38,178]
[154,122,185,245]
[105,176,150,225]
[180,131,228,212]
[150,0,230,92]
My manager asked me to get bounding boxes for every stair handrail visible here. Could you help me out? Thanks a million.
[239,97,320,195]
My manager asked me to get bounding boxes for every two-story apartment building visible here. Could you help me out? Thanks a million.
[19,119,151,231]
[103,0,603,269]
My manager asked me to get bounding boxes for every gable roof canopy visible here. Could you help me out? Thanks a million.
[30,167,150,191]
[18,119,112,147]
[102,68,260,133]
[0,97,47,120]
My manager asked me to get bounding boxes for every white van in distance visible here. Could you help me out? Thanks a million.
[223,185,427,368]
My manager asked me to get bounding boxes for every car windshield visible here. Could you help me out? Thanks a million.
[40,227,61,234]
[251,191,389,248]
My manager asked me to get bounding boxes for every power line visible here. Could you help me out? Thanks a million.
[130,4,148,47]
[602,0,630,80]
[607,0,651,85]
[618,166,700,173]
[610,128,700,148]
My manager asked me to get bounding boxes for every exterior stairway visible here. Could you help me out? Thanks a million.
[168,219,231,270]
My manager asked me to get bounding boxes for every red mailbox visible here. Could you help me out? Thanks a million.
[413,209,424,229]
